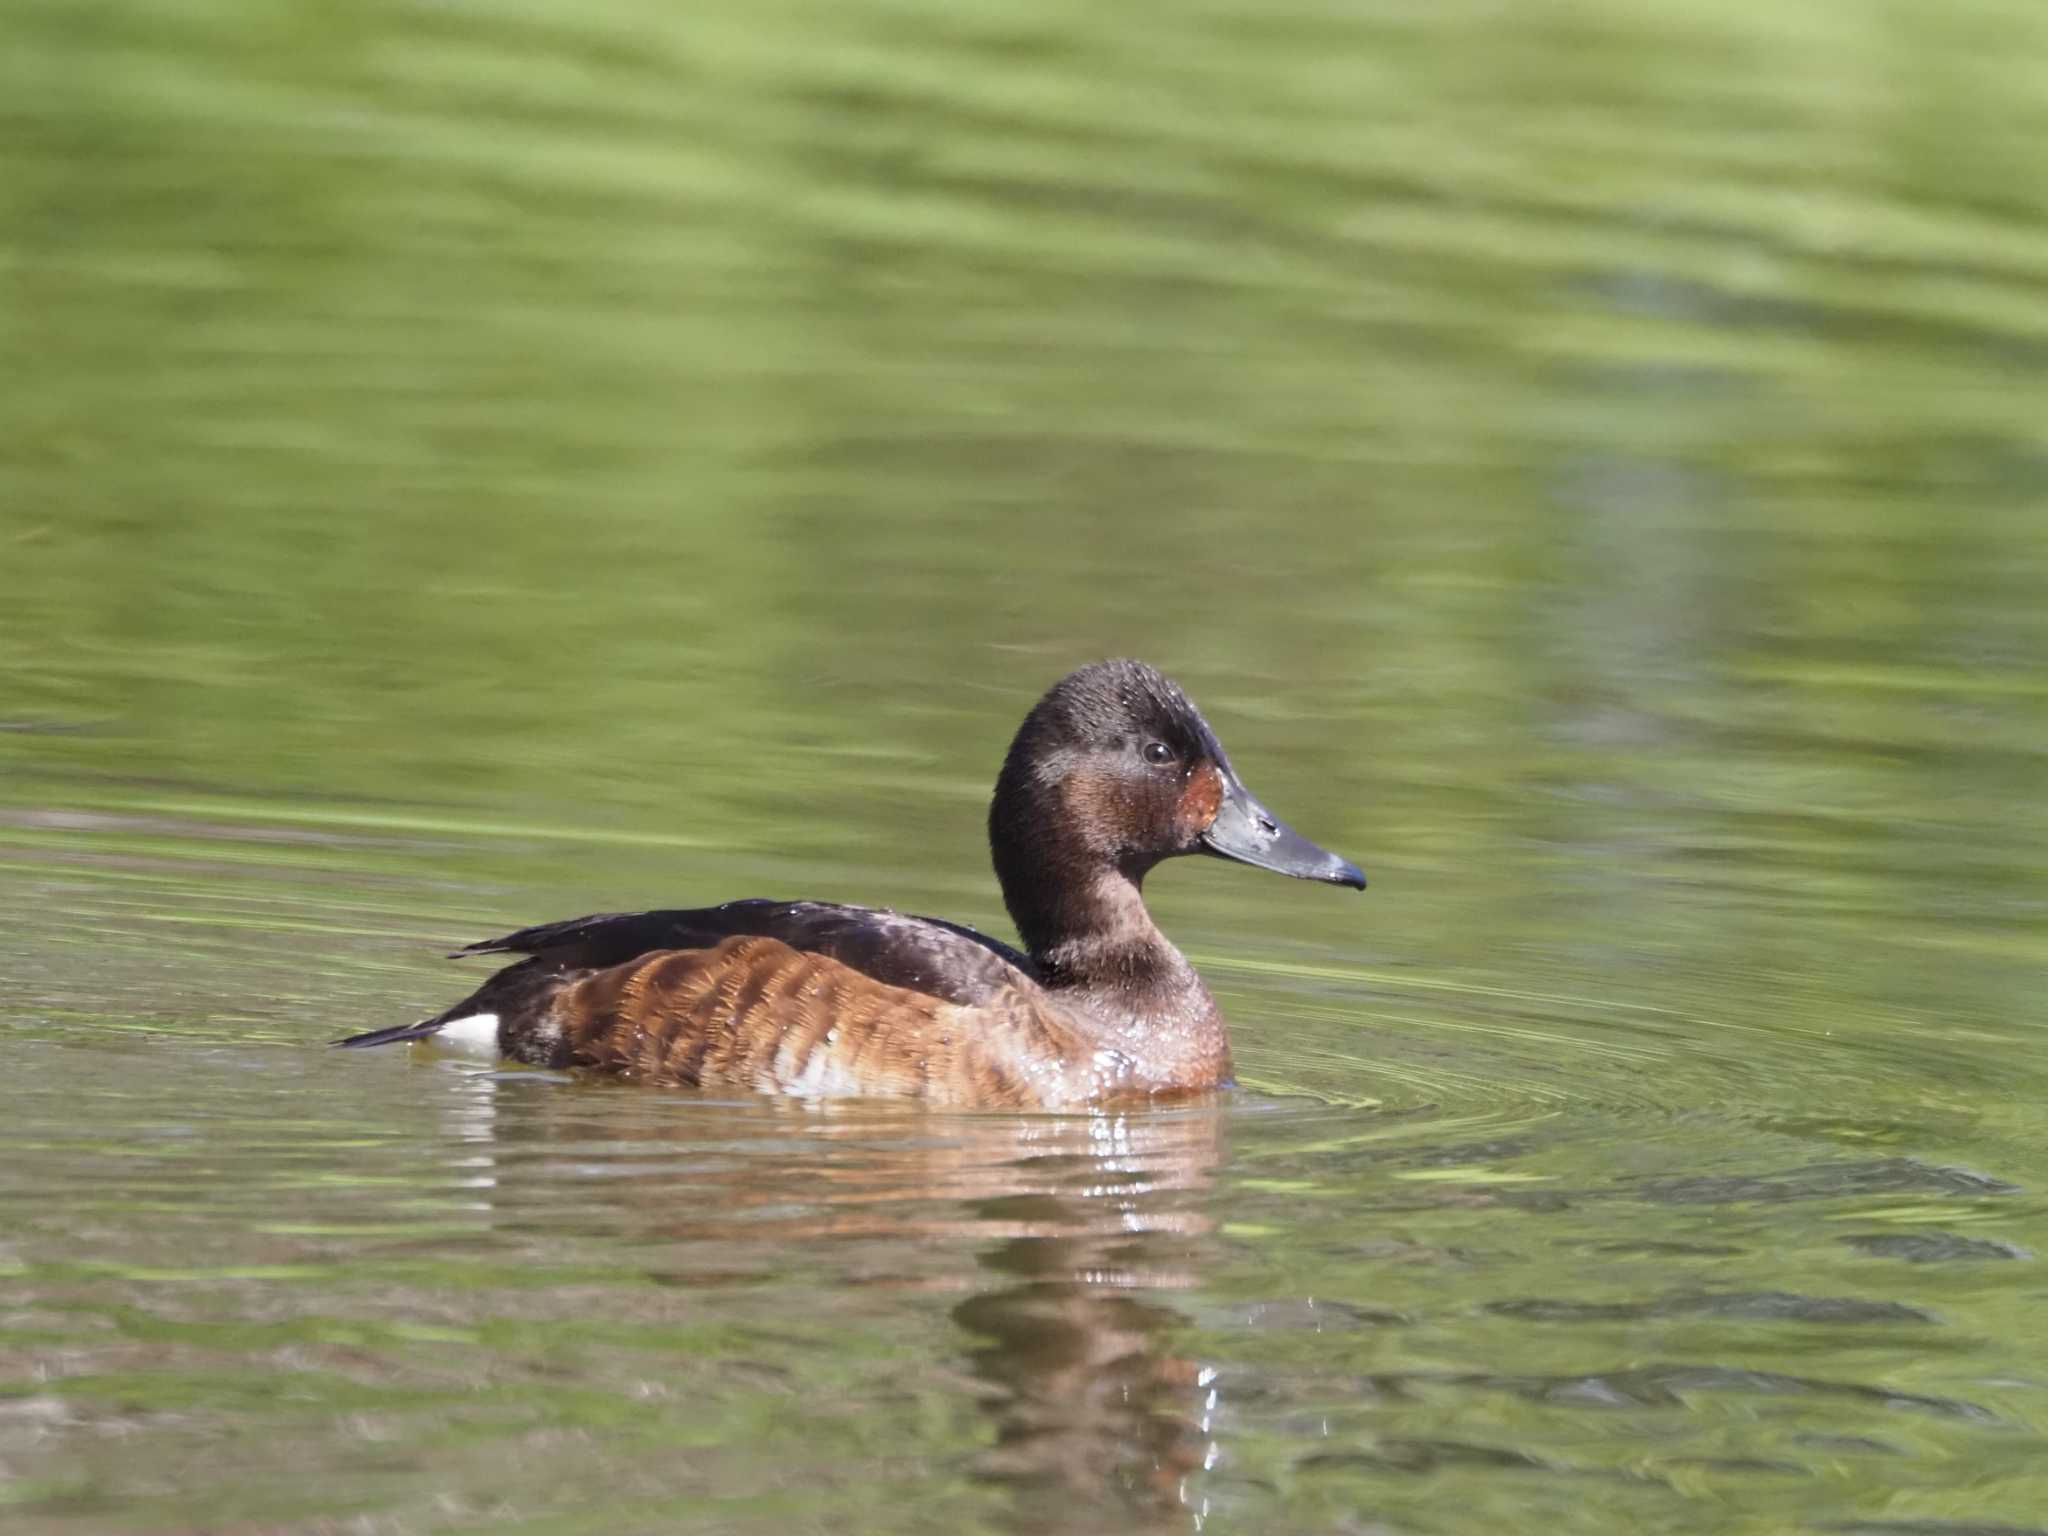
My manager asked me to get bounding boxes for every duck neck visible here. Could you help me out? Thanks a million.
[1024,866,1174,988]
[987,741,1225,1069]
[999,848,1213,1012]
[1008,863,1228,1088]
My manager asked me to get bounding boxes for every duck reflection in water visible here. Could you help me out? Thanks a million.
[952,1111,1225,1522]
[442,1073,1230,1529]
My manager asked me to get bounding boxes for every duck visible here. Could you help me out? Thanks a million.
[335,659,1365,1107]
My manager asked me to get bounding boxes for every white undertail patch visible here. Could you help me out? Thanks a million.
[435,1012,502,1057]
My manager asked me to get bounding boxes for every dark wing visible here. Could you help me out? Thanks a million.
[452,898,1037,1008]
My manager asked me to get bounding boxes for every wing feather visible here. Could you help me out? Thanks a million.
[454,899,1034,1006]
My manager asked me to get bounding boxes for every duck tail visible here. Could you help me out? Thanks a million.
[332,976,502,1050]
[331,1015,453,1049]
[331,955,568,1055]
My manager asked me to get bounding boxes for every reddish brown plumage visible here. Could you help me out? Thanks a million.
[543,936,1108,1106]
[1174,761,1224,841]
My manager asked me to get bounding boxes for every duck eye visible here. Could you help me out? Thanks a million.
[1141,740,1175,767]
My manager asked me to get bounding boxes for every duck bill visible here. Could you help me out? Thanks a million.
[1199,774,1366,890]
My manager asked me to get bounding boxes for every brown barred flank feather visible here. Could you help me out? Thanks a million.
[549,936,1084,1105]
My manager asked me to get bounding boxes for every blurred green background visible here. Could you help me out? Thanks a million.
[4,0,2047,1531]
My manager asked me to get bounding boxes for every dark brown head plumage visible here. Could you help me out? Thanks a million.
[989,659,1230,956]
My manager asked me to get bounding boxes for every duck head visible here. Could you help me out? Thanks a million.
[989,659,1364,959]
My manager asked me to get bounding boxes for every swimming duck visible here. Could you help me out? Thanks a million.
[336,659,1364,1106]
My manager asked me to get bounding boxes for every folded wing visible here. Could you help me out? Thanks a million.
[336,900,1081,1103]
[455,899,1037,1005]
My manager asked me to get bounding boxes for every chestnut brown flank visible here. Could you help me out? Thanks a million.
[553,936,1102,1107]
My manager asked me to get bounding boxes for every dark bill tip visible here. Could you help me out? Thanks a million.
[1198,776,1366,892]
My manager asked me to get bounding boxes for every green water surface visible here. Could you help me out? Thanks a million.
[4,0,2047,1531]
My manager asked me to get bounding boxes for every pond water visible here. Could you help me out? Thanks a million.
[5,0,2048,1531]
